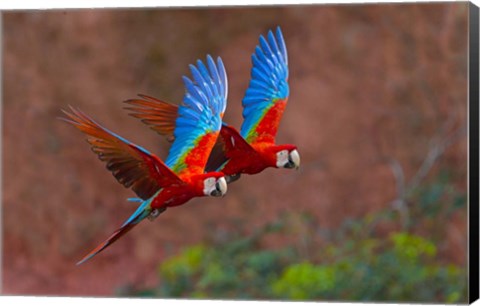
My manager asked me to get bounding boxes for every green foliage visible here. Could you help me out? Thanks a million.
[271,263,336,299]
[120,168,467,303]
[269,231,465,303]
[391,232,437,261]
[409,169,467,221]
[158,245,206,296]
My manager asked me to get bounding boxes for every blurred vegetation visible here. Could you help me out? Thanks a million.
[118,167,467,303]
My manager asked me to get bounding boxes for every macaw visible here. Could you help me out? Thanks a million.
[124,27,300,183]
[61,55,228,265]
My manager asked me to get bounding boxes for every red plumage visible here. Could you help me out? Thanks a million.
[61,107,226,264]
[124,97,299,182]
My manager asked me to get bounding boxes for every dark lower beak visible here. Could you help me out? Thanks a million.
[210,189,222,197]
[284,160,296,169]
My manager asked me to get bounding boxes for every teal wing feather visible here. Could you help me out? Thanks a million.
[239,27,289,144]
[165,55,228,176]
[76,193,161,265]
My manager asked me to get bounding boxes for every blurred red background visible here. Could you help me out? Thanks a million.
[2,3,468,296]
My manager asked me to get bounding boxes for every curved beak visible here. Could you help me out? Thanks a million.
[288,149,300,170]
[211,177,228,197]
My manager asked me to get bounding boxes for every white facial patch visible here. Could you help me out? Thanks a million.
[276,150,289,168]
[203,177,216,195]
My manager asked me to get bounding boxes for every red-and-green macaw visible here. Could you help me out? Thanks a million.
[62,55,228,265]
[124,27,300,183]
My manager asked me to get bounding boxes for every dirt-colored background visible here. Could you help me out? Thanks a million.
[3,3,468,296]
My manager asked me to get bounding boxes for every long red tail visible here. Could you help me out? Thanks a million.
[76,222,137,265]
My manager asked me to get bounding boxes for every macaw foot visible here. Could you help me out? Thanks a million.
[148,207,166,221]
[226,173,241,184]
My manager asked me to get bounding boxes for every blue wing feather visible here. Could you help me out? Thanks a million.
[197,59,220,101]
[182,76,207,107]
[165,55,228,174]
[251,66,271,85]
[193,62,215,102]
[207,56,221,100]
[255,47,274,72]
[216,59,228,110]
[249,79,271,91]
[267,31,281,65]
[259,35,273,58]
[276,27,288,66]
[240,27,289,141]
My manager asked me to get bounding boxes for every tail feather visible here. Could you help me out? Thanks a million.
[76,199,153,265]
[76,222,137,265]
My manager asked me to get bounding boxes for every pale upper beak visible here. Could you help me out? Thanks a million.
[289,149,300,170]
[211,177,227,197]
[218,177,227,196]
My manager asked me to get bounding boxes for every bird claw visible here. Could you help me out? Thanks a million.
[148,207,166,221]
[226,174,241,183]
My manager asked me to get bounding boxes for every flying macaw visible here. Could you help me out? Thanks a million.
[124,27,300,183]
[61,55,228,265]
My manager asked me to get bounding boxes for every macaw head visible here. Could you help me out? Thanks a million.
[194,172,228,197]
[268,144,300,170]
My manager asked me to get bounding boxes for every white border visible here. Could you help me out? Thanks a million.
[0,0,479,10]
[1,1,477,306]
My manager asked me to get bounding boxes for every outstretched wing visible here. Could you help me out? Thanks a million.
[124,98,254,173]
[205,124,256,173]
[61,107,183,200]
[239,27,289,145]
[164,55,228,178]
[124,94,178,142]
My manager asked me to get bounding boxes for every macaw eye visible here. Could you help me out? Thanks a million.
[203,177,218,196]
[147,207,166,221]
[276,150,289,168]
